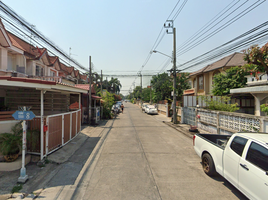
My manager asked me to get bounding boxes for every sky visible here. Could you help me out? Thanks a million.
[1,0,268,95]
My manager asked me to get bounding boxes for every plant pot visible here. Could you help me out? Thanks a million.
[4,154,19,162]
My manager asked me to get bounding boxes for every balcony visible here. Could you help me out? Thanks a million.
[246,72,268,86]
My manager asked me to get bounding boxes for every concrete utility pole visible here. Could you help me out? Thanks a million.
[164,20,177,124]
[101,70,103,95]
[89,56,92,124]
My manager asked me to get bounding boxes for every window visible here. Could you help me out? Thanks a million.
[198,75,203,90]
[193,78,197,88]
[50,71,55,77]
[246,142,268,171]
[230,136,248,156]
[36,66,44,76]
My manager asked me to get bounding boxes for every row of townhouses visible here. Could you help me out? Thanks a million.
[0,18,101,165]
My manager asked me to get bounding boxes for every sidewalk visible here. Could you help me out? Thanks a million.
[0,120,110,200]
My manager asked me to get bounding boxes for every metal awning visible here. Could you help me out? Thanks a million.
[0,76,88,94]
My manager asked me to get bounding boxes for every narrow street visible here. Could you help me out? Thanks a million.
[65,103,247,200]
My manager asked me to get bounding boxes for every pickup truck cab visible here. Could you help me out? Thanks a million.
[193,133,268,200]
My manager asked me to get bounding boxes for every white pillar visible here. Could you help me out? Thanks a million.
[0,48,8,71]
[252,93,268,116]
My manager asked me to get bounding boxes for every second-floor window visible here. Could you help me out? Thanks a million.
[198,75,204,90]
[193,78,197,88]
[36,66,44,76]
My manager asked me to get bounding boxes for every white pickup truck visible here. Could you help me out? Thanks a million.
[193,133,268,200]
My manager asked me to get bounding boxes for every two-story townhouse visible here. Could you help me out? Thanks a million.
[184,52,247,96]
[183,52,255,114]
[0,21,25,77]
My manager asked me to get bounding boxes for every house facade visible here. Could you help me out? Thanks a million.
[184,52,247,96]
[0,18,99,163]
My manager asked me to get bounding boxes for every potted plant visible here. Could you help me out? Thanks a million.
[0,122,22,162]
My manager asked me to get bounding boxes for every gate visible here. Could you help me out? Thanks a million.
[183,107,196,126]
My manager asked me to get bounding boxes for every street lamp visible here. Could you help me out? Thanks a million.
[152,50,172,59]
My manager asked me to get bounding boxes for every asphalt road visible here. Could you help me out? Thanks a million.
[69,103,247,200]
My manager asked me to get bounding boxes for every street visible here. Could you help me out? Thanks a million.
[70,103,247,200]
[36,102,247,200]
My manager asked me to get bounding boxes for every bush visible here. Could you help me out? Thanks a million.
[200,96,239,112]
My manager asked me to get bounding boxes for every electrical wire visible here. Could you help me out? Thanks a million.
[176,0,266,57]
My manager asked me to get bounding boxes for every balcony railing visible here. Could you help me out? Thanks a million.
[246,73,268,86]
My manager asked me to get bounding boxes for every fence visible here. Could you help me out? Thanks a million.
[194,108,268,135]
[27,110,81,158]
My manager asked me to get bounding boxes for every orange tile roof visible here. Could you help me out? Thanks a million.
[48,56,58,65]
[80,74,87,80]
[75,84,95,93]
[7,31,41,58]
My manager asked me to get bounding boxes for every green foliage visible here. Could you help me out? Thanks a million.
[11,184,22,193]
[212,66,248,96]
[141,87,152,102]
[243,44,268,71]
[101,91,115,119]
[200,96,239,112]
[0,122,22,156]
[260,104,268,115]
[151,73,172,102]
[176,73,191,99]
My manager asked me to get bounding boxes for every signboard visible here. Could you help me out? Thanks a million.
[12,111,35,120]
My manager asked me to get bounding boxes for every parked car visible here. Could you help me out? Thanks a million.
[193,132,268,200]
[145,105,155,114]
[111,104,119,114]
[142,103,149,112]
[147,106,158,115]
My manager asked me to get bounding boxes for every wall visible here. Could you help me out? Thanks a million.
[0,120,17,134]
[0,48,8,71]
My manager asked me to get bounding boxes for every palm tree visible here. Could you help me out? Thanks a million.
[109,77,122,94]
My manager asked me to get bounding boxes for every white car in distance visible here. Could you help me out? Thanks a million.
[145,105,158,115]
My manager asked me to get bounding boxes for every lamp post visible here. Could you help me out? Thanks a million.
[152,20,177,124]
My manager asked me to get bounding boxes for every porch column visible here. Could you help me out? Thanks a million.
[252,93,268,116]
[40,90,44,160]
[0,48,8,71]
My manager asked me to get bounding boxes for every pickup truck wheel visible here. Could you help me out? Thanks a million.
[202,153,216,176]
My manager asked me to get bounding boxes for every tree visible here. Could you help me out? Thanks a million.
[142,87,152,102]
[151,73,172,102]
[243,44,268,72]
[212,66,248,96]
[176,72,191,100]
[101,91,115,119]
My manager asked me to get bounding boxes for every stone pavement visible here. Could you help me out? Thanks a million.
[0,120,110,200]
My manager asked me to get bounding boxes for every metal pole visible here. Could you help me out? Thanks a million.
[18,106,28,183]
[89,56,92,125]
[173,27,177,124]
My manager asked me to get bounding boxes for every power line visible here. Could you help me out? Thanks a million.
[176,0,266,57]
[0,2,87,72]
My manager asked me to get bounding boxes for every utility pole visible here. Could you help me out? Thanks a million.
[88,56,92,125]
[101,70,103,95]
[138,72,142,109]
[164,20,177,124]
